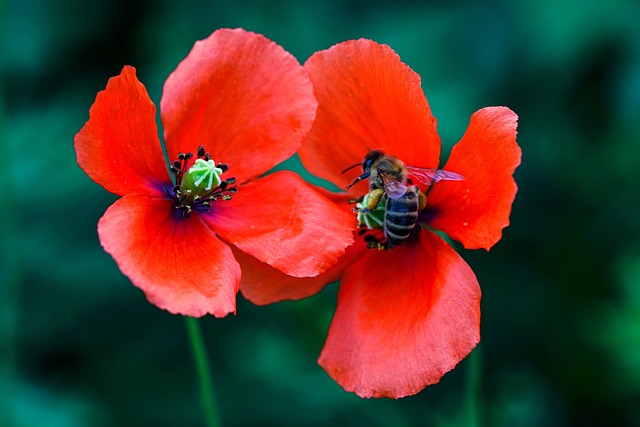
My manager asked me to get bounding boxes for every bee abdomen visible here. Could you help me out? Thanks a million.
[384,190,419,246]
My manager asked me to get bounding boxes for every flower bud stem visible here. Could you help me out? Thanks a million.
[186,317,221,427]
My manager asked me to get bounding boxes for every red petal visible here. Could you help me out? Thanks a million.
[211,171,355,278]
[75,66,169,197]
[98,194,240,317]
[319,230,481,398]
[300,39,441,191]
[427,107,521,250]
[161,28,317,183]
[235,237,367,305]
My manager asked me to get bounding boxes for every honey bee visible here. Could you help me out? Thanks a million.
[344,150,464,249]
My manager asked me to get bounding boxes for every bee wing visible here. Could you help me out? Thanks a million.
[406,166,465,186]
[380,172,408,199]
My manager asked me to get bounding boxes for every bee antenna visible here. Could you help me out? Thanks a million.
[346,172,370,189]
[341,162,363,174]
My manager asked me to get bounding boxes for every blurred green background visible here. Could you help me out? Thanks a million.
[2,0,640,426]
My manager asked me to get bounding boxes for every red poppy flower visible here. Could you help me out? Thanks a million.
[240,39,521,398]
[74,28,354,318]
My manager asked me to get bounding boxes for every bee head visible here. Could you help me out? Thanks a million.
[345,150,386,190]
[362,150,384,173]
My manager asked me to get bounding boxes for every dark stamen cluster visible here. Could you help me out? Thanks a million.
[349,197,385,249]
[358,229,387,250]
[165,145,237,218]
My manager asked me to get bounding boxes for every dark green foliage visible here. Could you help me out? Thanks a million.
[2,0,639,426]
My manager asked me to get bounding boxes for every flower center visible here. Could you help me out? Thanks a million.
[355,189,386,229]
[165,145,237,218]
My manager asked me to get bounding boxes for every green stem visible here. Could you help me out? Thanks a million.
[185,317,221,427]
[466,344,483,427]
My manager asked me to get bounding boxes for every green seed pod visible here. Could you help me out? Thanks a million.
[356,190,386,229]
[180,159,224,197]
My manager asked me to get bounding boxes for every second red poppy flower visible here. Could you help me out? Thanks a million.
[74,29,354,317]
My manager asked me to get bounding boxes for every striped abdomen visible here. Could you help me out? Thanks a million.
[384,187,419,247]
